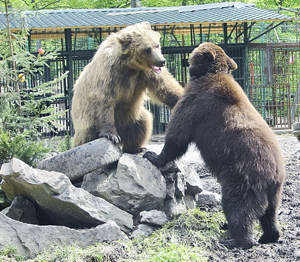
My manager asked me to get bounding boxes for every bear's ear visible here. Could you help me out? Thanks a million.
[200,46,216,62]
[228,58,238,71]
[139,21,151,30]
[117,33,133,51]
[189,46,216,66]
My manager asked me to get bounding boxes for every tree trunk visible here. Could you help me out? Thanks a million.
[131,0,141,8]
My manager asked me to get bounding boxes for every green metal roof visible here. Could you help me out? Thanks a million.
[0,2,292,31]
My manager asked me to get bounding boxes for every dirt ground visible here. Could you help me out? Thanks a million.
[149,133,300,262]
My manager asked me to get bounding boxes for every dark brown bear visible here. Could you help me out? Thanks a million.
[144,42,285,249]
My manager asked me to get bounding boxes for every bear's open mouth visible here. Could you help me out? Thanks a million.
[151,65,162,74]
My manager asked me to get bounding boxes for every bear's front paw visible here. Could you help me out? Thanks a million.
[143,151,162,167]
[99,133,121,144]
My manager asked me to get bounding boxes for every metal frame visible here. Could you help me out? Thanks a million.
[23,20,299,135]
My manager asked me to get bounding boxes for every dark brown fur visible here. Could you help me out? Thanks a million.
[144,42,285,248]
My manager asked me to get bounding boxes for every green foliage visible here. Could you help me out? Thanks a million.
[255,0,300,9]
[2,0,300,10]
[58,135,72,152]
[0,246,24,262]
[0,7,68,166]
[0,130,49,166]
[165,209,226,236]
[25,244,105,262]
[143,243,206,262]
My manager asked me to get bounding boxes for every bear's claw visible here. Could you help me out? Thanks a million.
[99,133,121,144]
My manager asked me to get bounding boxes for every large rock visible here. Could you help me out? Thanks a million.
[0,213,127,258]
[82,154,166,215]
[37,138,122,181]
[0,158,133,232]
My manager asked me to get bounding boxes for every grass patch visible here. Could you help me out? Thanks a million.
[0,209,226,262]
[0,246,24,261]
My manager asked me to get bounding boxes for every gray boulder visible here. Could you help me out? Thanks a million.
[1,196,38,225]
[131,223,155,238]
[196,190,222,208]
[183,194,196,210]
[0,213,127,258]
[140,210,168,226]
[82,154,166,215]
[37,138,122,181]
[164,197,187,218]
[183,165,203,195]
[0,158,133,232]
[175,172,185,198]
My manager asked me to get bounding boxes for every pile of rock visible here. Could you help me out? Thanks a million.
[0,138,221,258]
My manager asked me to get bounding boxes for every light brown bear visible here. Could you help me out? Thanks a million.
[71,22,183,153]
[144,42,285,249]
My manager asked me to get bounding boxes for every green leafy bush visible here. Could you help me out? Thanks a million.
[0,130,49,167]
[0,7,68,166]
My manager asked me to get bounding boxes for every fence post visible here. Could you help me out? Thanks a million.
[291,82,300,123]
[64,29,74,136]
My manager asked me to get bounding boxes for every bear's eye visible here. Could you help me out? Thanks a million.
[145,47,152,54]
[154,44,160,49]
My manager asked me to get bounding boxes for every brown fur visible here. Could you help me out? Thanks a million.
[71,22,183,153]
[144,42,285,248]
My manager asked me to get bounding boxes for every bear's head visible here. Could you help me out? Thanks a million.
[188,42,237,78]
[116,22,166,73]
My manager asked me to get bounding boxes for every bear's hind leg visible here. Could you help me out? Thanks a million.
[117,108,153,154]
[221,184,267,249]
[222,202,255,249]
[258,184,282,244]
[73,127,98,147]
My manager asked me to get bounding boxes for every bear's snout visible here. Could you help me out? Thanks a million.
[157,60,166,67]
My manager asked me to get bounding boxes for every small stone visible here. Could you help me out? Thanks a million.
[164,197,187,218]
[184,194,196,209]
[131,224,155,238]
[183,165,203,195]
[294,249,300,259]
[196,190,222,208]
[175,172,185,198]
[140,210,168,226]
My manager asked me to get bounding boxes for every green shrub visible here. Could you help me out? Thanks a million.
[0,130,49,167]
[0,246,24,261]
[59,135,72,152]
[0,7,68,167]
